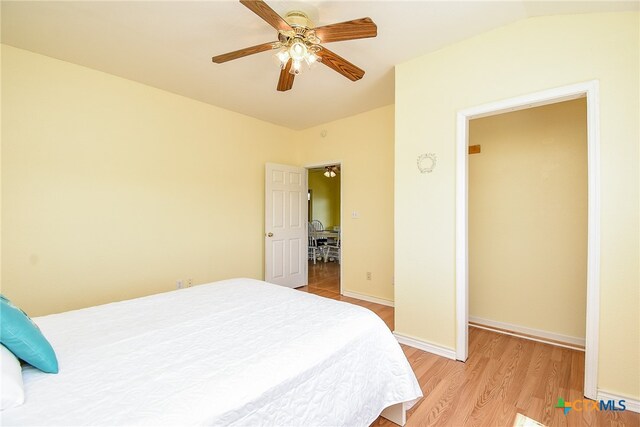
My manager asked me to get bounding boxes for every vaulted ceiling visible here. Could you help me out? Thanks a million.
[2,1,637,129]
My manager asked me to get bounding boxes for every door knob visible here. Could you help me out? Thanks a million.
[266,232,273,237]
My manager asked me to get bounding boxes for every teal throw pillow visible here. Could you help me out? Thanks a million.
[0,295,59,373]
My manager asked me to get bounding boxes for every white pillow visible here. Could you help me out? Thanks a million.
[1,344,25,410]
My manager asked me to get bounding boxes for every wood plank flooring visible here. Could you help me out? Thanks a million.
[299,261,640,427]
[301,261,394,329]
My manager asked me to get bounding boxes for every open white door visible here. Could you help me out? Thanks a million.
[265,163,307,288]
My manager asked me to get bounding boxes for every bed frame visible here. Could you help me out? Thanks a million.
[381,402,408,426]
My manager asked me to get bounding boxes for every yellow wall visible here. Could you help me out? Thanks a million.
[308,169,341,229]
[1,45,395,316]
[298,106,395,303]
[0,44,3,294]
[1,45,298,316]
[469,99,587,340]
[395,12,639,399]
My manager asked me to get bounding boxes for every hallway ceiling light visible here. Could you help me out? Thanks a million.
[324,165,339,178]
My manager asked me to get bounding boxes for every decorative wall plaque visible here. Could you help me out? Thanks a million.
[417,153,437,173]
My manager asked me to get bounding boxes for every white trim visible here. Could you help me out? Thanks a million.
[469,316,585,351]
[304,159,343,169]
[459,84,588,119]
[455,80,601,398]
[342,290,394,307]
[597,391,640,414]
[583,81,601,400]
[393,332,457,360]
[455,110,469,362]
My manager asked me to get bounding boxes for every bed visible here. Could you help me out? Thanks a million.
[2,278,422,426]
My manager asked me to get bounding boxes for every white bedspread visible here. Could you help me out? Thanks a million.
[2,278,421,426]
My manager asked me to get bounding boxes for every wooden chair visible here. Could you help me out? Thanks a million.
[308,223,323,264]
[324,234,340,263]
[310,220,328,248]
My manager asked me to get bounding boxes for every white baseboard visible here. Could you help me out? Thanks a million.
[597,390,640,413]
[393,332,456,360]
[469,316,585,350]
[342,290,394,307]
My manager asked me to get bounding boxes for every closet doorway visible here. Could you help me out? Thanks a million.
[306,163,342,297]
[456,81,601,399]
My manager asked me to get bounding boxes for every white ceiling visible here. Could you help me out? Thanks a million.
[1,1,637,129]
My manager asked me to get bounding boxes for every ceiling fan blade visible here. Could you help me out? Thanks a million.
[212,41,276,63]
[240,0,292,32]
[314,18,377,43]
[277,59,295,92]
[317,48,365,81]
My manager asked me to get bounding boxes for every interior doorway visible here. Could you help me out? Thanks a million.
[306,162,342,297]
[456,81,601,399]
[465,99,589,419]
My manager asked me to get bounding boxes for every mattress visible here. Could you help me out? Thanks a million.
[2,278,422,426]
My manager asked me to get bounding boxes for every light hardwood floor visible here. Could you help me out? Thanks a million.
[299,261,640,427]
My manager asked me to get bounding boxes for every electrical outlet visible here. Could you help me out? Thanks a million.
[366,272,372,280]
[187,278,193,288]
[176,280,183,289]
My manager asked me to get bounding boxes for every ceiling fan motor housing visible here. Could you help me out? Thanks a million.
[284,11,313,29]
[277,11,321,49]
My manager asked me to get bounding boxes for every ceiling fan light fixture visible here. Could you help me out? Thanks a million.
[305,52,318,66]
[289,39,308,61]
[277,35,320,75]
[276,48,290,68]
[290,59,302,75]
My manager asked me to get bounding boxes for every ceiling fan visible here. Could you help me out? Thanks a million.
[212,0,377,92]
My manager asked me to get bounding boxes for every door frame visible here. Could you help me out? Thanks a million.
[455,80,600,399]
[305,160,343,295]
